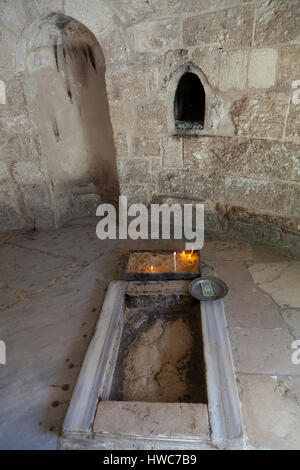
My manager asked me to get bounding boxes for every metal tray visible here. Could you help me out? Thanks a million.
[189,276,228,301]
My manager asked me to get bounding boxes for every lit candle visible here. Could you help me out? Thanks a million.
[173,252,176,273]
[150,265,154,272]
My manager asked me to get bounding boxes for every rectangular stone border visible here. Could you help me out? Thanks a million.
[201,299,245,448]
[62,281,245,449]
[63,281,126,433]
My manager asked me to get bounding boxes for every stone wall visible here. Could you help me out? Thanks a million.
[0,0,299,252]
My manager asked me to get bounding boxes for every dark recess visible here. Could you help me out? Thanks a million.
[174,72,205,129]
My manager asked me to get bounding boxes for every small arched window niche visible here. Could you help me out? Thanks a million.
[174,72,205,130]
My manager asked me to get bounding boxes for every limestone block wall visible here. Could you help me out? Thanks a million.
[0,0,299,251]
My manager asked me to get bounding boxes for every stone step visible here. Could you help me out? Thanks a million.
[125,280,196,308]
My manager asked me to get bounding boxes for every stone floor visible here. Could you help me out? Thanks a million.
[201,240,300,450]
[0,218,299,449]
[0,218,121,450]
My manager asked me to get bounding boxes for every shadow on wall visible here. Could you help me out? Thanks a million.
[25,12,119,226]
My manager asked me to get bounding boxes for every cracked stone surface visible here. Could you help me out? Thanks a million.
[217,261,284,329]
[11,221,120,264]
[0,219,122,450]
[251,245,293,264]
[201,238,300,449]
[123,317,194,402]
[281,309,300,339]
[248,263,300,308]
[0,243,75,294]
[230,327,298,375]
[237,375,300,450]
[0,290,19,310]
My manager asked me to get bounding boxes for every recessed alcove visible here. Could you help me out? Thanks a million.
[20,13,119,227]
[167,62,235,137]
[174,72,205,130]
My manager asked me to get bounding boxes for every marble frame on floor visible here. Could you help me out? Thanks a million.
[62,278,244,449]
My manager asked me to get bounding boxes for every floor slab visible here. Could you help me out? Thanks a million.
[230,327,299,375]
[249,262,300,309]
[94,401,210,441]
[0,223,121,450]
[281,308,300,338]
[217,261,284,328]
[237,374,300,450]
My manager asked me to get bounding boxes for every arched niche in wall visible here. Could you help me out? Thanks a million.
[174,72,205,130]
[167,62,235,137]
[18,12,119,226]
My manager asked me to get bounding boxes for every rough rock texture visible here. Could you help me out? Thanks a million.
[110,281,207,403]
[123,317,194,402]
[0,0,299,254]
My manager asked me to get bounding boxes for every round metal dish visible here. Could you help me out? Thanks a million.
[189,276,228,301]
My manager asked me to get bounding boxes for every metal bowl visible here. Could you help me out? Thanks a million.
[189,276,228,301]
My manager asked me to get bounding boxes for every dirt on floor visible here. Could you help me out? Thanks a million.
[110,288,207,403]
[124,316,195,402]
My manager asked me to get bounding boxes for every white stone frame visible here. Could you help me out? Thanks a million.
[0,80,6,105]
[63,281,126,433]
[62,280,246,449]
[201,299,245,448]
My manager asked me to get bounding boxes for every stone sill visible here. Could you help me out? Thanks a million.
[169,129,234,138]
[93,401,210,442]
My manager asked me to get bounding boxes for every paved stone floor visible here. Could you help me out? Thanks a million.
[201,240,300,450]
[0,218,299,449]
